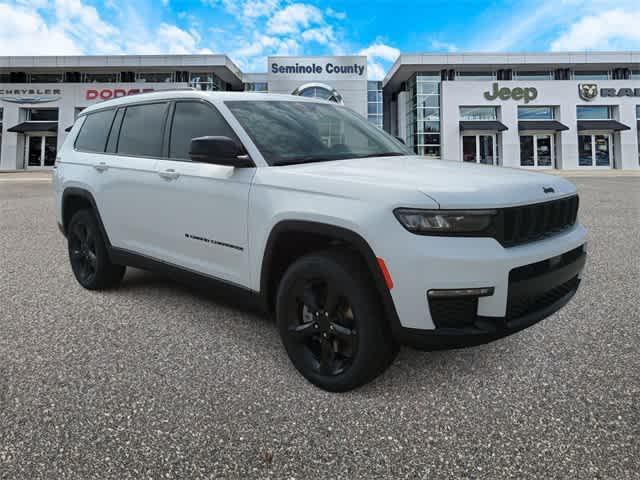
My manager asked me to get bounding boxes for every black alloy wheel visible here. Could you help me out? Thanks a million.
[276,250,398,392]
[67,210,125,290]
[286,277,359,376]
[69,220,98,285]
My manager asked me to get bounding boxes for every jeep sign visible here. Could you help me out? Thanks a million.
[483,83,538,103]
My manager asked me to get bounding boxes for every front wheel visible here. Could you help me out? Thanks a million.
[276,250,398,392]
[67,209,125,290]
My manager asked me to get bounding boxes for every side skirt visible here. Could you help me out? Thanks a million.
[109,247,267,314]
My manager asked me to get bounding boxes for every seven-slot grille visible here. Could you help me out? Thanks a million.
[498,195,579,247]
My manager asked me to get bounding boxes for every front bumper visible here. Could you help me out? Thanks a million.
[396,249,584,350]
[377,219,587,348]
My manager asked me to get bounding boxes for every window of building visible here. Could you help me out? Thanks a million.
[576,106,612,120]
[83,72,119,83]
[137,72,174,83]
[460,106,498,121]
[27,108,59,121]
[573,70,610,80]
[518,106,555,119]
[0,73,10,83]
[520,134,554,168]
[189,72,225,91]
[117,103,168,157]
[367,81,383,129]
[462,134,497,165]
[406,73,441,158]
[74,109,116,153]
[244,82,268,92]
[168,101,240,160]
[631,70,640,80]
[28,73,63,83]
[514,70,554,80]
[455,71,496,81]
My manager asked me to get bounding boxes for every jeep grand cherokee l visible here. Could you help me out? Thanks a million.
[53,91,587,391]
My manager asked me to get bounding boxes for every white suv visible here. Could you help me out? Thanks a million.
[54,90,587,391]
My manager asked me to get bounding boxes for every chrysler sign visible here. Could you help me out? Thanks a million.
[0,88,62,104]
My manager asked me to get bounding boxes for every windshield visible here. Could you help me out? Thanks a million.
[225,100,412,165]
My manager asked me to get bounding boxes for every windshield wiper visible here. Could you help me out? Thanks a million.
[354,152,407,159]
[272,156,344,166]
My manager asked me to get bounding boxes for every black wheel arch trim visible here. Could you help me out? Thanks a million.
[259,220,403,338]
[61,187,112,249]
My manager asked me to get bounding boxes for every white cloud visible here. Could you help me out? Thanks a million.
[267,3,323,35]
[358,43,400,62]
[301,26,334,45]
[430,40,458,52]
[325,7,346,20]
[358,42,400,80]
[0,3,82,55]
[551,9,640,50]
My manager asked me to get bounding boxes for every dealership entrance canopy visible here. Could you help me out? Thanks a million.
[1,51,639,171]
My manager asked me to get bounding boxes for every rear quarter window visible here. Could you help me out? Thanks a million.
[74,109,116,152]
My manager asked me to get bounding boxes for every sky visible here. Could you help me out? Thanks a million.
[2,0,640,79]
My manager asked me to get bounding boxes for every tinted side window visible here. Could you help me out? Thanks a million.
[169,101,240,160]
[117,103,168,157]
[75,109,115,152]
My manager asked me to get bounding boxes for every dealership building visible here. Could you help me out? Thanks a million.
[1,51,639,171]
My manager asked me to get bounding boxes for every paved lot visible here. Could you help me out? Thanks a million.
[0,177,638,479]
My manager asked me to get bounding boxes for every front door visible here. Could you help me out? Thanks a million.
[462,134,497,165]
[520,133,555,168]
[149,100,255,286]
[578,133,612,167]
[26,135,57,168]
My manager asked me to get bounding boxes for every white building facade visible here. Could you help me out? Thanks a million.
[1,52,639,171]
[383,52,640,170]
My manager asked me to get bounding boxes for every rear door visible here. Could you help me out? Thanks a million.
[149,99,255,286]
[96,101,170,256]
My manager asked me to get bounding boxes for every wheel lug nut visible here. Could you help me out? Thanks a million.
[314,323,318,328]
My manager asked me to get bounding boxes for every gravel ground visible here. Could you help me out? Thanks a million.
[0,178,638,479]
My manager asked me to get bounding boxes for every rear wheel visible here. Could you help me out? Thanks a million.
[276,250,397,392]
[67,209,125,290]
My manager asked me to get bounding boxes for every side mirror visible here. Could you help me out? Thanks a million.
[189,136,253,167]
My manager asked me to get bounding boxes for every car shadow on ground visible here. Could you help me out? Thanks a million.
[114,267,511,395]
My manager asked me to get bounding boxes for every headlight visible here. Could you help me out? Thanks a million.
[394,208,497,235]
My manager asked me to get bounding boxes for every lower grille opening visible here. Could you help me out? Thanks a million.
[429,297,478,328]
[506,276,579,320]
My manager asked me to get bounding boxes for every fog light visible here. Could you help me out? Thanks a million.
[427,287,494,298]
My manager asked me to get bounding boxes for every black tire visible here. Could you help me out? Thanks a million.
[67,209,125,290]
[276,250,398,392]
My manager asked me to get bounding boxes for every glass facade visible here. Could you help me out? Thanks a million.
[84,72,119,83]
[455,71,496,81]
[136,72,174,83]
[189,72,225,91]
[518,106,555,119]
[460,106,497,120]
[577,106,612,120]
[27,108,59,121]
[514,70,554,80]
[244,82,268,92]
[406,73,441,158]
[367,81,383,129]
[574,70,610,80]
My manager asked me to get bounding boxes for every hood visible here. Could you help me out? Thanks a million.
[279,156,577,209]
